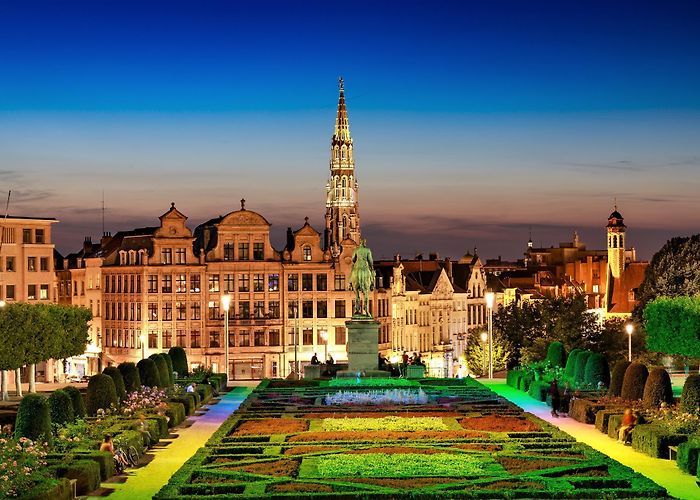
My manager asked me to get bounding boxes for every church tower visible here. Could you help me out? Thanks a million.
[325,77,360,255]
[606,205,626,279]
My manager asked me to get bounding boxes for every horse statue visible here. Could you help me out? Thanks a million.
[349,239,374,317]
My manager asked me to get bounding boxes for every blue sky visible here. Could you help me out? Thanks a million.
[1,0,699,259]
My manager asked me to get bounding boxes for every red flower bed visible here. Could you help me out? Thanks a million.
[348,446,455,455]
[303,411,461,419]
[459,416,541,432]
[452,443,502,452]
[267,482,333,493]
[232,418,308,436]
[284,445,342,455]
[224,459,299,477]
[288,430,487,442]
[496,456,577,474]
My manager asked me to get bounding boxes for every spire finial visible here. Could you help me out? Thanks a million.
[304,216,309,224]
[614,197,617,211]
[339,76,344,92]
[240,198,246,210]
[171,202,175,209]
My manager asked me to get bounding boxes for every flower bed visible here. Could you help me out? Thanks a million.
[327,378,418,388]
[233,419,308,436]
[323,388,428,405]
[288,429,487,442]
[320,416,448,432]
[459,415,542,432]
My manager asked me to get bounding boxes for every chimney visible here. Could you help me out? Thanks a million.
[83,236,92,253]
[100,231,112,247]
[429,252,439,261]
[445,257,453,283]
[286,227,295,251]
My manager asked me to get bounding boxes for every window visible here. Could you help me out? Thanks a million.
[593,284,599,293]
[254,330,265,346]
[224,243,234,261]
[23,229,32,244]
[302,300,313,318]
[253,274,264,292]
[176,329,187,347]
[303,245,312,261]
[162,275,172,293]
[208,274,220,292]
[287,274,298,291]
[136,303,141,321]
[27,285,37,300]
[136,275,141,293]
[35,229,45,244]
[191,330,201,348]
[5,257,14,272]
[239,330,250,347]
[176,274,187,292]
[208,301,221,320]
[161,248,172,264]
[302,273,313,291]
[302,328,313,345]
[269,329,280,346]
[128,276,134,293]
[224,274,235,293]
[334,274,346,291]
[175,248,186,264]
[191,302,201,320]
[316,274,327,291]
[149,330,158,348]
[288,301,297,318]
[209,331,220,347]
[6,284,15,300]
[268,273,279,291]
[228,329,235,347]
[162,329,172,349]
[239,301,250,319]
[27,257,36,272]
[335,326,346,345]
[238,274,249,292]
[335,300,346,318]
[254,301,265,318]
[253,242,264,260]
[40,257,49,271]
[269,301,280,318]
[317,300,327,318]
[190,274,201,292]
[176,302,186,320]
[238,242,249,260]
[163,303,172,321]
[148,275,158,293]
[39,284,49,299]
[148,303,158,321]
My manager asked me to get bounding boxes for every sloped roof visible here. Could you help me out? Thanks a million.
[608,262,648,314]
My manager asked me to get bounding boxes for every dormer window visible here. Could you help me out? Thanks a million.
[119,251,127,265]
[303,245,312,261]
[128,250,136,265]
[161,248,172,265]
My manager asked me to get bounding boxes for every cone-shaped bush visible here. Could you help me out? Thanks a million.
[564,348,582,377]
[137,358,161,388]
[643,367,674,408]
[162,353,175,385]
[546,341,567,368]
[62,385,87,418]
[86,374,118,416]
[574,351,592,383]
[681,374,700,414]
[169,346,188,377]
[48,389,75,426]
[608,360,632,397]
[118,362,141,393]
[621,362,648,401]
[102,366,127,402]
[584,353,610,388]
[14,393,52,445]
[149,354,170,388]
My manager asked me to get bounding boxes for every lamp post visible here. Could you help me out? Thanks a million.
[485,291,495,379]
[480,331,488,376]
[292,302,299,379]
[625,322,634,362]
[221,295,231,382]
[319,329,328,364]
[139,334,146,360]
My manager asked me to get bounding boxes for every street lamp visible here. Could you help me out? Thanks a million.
[480,331,488,376]
[319,329,328,364]
[221,295,231,382]
[139,334,146,360]
[485,291,495,379]
[625,322,634,362]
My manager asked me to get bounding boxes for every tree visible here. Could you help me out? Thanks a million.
[546,341,566,368]
[137,358,161,388]
[464,329,513,377]
[0,303,30,400]
[15,393,52,445]
[644,296,700,358]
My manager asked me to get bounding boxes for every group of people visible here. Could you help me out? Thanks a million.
[99,413,153,473]
[310,353,334,366]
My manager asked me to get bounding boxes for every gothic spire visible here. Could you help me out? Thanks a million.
[333,76,351,144]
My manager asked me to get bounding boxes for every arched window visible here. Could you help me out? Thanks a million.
[341,177,347,198]
[341,147,346,159]
[303,245,312,261]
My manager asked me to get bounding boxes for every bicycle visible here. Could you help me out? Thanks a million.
[115,445,140,469]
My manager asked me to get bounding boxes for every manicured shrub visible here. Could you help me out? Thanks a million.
[564,348,582,377]
[102,366,127,402]
[147,415,169,439]
[584,353,610,388]
[52,459,101,496]
[621,362,648,401]
[681,374,700,414]
[165,402,186,427]
[546,341,566,368]
[631,423,688,458]
[677,436,700,475]
[506,370,520,387]
[77,450,115,480]
[170,396,194,416]
[608,360,631,397]
[150,354,170,388]
[569,398,605,424]
[118,362,141,393]
[62,385,87,419]
[86,373,119,416]
[197,383,213,403]
[518,373,533,391]
[169,346,188,377]
[48,389,75,426]
[595,409,623,434]
[574,350,592,383]
[527,381,549,402]
[137,358,161,388]
[643,367,674,408]
[162,353,175,385]
[14,393,52,445]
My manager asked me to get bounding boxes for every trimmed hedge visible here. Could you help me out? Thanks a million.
[114,429,147,455]
[118,362,142,393]
[642,367,673,408]
[564,348,582,377]
[86,373,119,416]
[138,358,161,388]
[169,346,188,377]
[14,393,52,445]
[584,353,610,388]
[22,478,72,500]
[51,458,101,496]
[147,415,170,439]
[77,450,115,481]
[165,402,186,428]
[506,370,522,388]
[162,353,175,386]
[62,385,87,419]
[546,341,566,368]
[569,398,605,424]
[607,414,624,439]
[594,409,622,434]
[621,362,648,401]
[631,423,688,458]
[608,360,631,397]
[677,436,700,475]
[527,381,549,402]
[574,350,592,383]
[48,389,75,426]
[197,383,213,403]
[103,366,127,402]
[681,374,700,413]
[150,354,171,388]
[518,373,534,391]
[170,396,195,416]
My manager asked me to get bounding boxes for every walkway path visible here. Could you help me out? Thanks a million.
[89,385,253,500]
[482,380,698,500]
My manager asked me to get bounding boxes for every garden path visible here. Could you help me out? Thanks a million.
[87,384,253,500]
[483,379,698,500]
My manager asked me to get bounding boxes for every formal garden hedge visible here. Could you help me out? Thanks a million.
[14,393,52,445]
[48,389,74,426]
[643,368,673,408]
[621,362,648,401]
[169,346,189,377]
[118,362,142,393]
[608,361,631,397]
[62,385,87,418]
[103,366,127,402]
[138,358,162,388]
[86,373,119,416]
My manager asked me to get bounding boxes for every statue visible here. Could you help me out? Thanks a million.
[349,239,374,317]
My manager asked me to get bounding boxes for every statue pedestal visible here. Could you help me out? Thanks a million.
[336,317,383,377]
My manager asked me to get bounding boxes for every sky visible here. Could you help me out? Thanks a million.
[1,0,699,260]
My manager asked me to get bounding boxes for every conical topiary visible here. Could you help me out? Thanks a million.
[621,362,649,401]
[14,393,52,445]
[149,354,170,388]
[86,374,118,416]
[162,352,175,385]
[102,366,127,402]
[62,385,87,418]
[48,389,75,426]
[681,374,700,414]
[564,348,582,378]
[546,341,567,368]
[574,351,593,383]
[584,353,610,388]
[118,362,141,393]
[169,346,188,377]
[608,360,631,397]
[643,367,674,408]
[137,358,161,388]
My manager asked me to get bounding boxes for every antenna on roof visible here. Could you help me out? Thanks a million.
[0,190,11,253]
[101,190,105,236]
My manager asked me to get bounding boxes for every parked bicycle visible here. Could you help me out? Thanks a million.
[114,445,140,473]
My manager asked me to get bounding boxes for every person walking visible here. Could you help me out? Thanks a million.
[549,379,561,418]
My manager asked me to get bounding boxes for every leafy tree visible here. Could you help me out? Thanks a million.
[644,296,700,358]
[463,328,513,376]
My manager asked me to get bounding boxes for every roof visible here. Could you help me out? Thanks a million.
[608,262,648,314]
[2,215,58,222]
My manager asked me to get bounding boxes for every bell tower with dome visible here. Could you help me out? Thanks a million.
[606,205,626,279]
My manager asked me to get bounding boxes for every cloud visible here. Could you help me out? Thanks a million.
[563,161,645,173]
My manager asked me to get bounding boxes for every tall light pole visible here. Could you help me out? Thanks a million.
[485,291,495,379]
[480,331,488,376]
[625,322,634,362]
[320,329,328,364]
[139,334,146,360]
[221,295,231,382]
[294,303,299,379]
